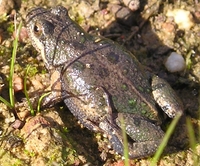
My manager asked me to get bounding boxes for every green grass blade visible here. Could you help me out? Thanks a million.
[37,92,51,112]
[9,21,22,108]
[120,115,129,166]
[186,118,198,165]
[0,96,13,108]
[150,113,182,166]
[24,65,35,115]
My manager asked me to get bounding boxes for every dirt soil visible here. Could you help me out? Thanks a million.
[0,0,200,165]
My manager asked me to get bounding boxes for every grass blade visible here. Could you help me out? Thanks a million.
[186,118,198,165]
[24,65,35,115]
[9,21,22,108]
[120,115,129,166]
[150,113,182,166]
[37,92,51,112]
[0,96,13,108]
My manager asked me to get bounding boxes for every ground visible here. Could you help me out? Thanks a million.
[0,0,199,165]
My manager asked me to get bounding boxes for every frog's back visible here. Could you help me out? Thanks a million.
[62,37,159,122]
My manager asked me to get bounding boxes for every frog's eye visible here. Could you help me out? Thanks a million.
[33,22,42,36]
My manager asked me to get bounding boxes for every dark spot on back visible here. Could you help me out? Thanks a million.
[106,52,119,64]
[98,67,109,78]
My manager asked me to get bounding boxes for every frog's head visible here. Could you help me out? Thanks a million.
[26,6,73,68]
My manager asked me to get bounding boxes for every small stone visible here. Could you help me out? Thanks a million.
[123,0,140,11]
[166,9,194,30]
[12,119,25,129]
[161,22,176,34]
[31,78,44,90]
[13,75,23,92]
[13,27,29,43]
[164,52,186,73]
[108,4,135,26]
[17,110,30,121]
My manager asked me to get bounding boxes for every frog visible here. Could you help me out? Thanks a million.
[26,6,183,159]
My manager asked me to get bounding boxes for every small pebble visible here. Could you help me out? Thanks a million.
[12,119,25,129]
[108,4,134,26]
[161,22,176,34]
[123,0,140,11]
[13,75,23,92]
[166,9,194,30]
[13,26,29,43]
[164,52,186,72]
[31,78,44,90]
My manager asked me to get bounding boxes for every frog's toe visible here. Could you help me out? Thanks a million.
[109,134,124,156]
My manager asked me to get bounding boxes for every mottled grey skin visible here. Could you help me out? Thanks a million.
[26,6,183,159]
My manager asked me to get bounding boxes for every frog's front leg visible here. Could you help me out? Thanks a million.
[100,113,164,159]
[41,70,62,108]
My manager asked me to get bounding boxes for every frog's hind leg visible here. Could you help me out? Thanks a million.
[99,112,165,159]
[96,88,164,158]
[116,113,165,158]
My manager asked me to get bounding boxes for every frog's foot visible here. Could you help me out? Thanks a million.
[100,113,165,159]
[41,70,62,108]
